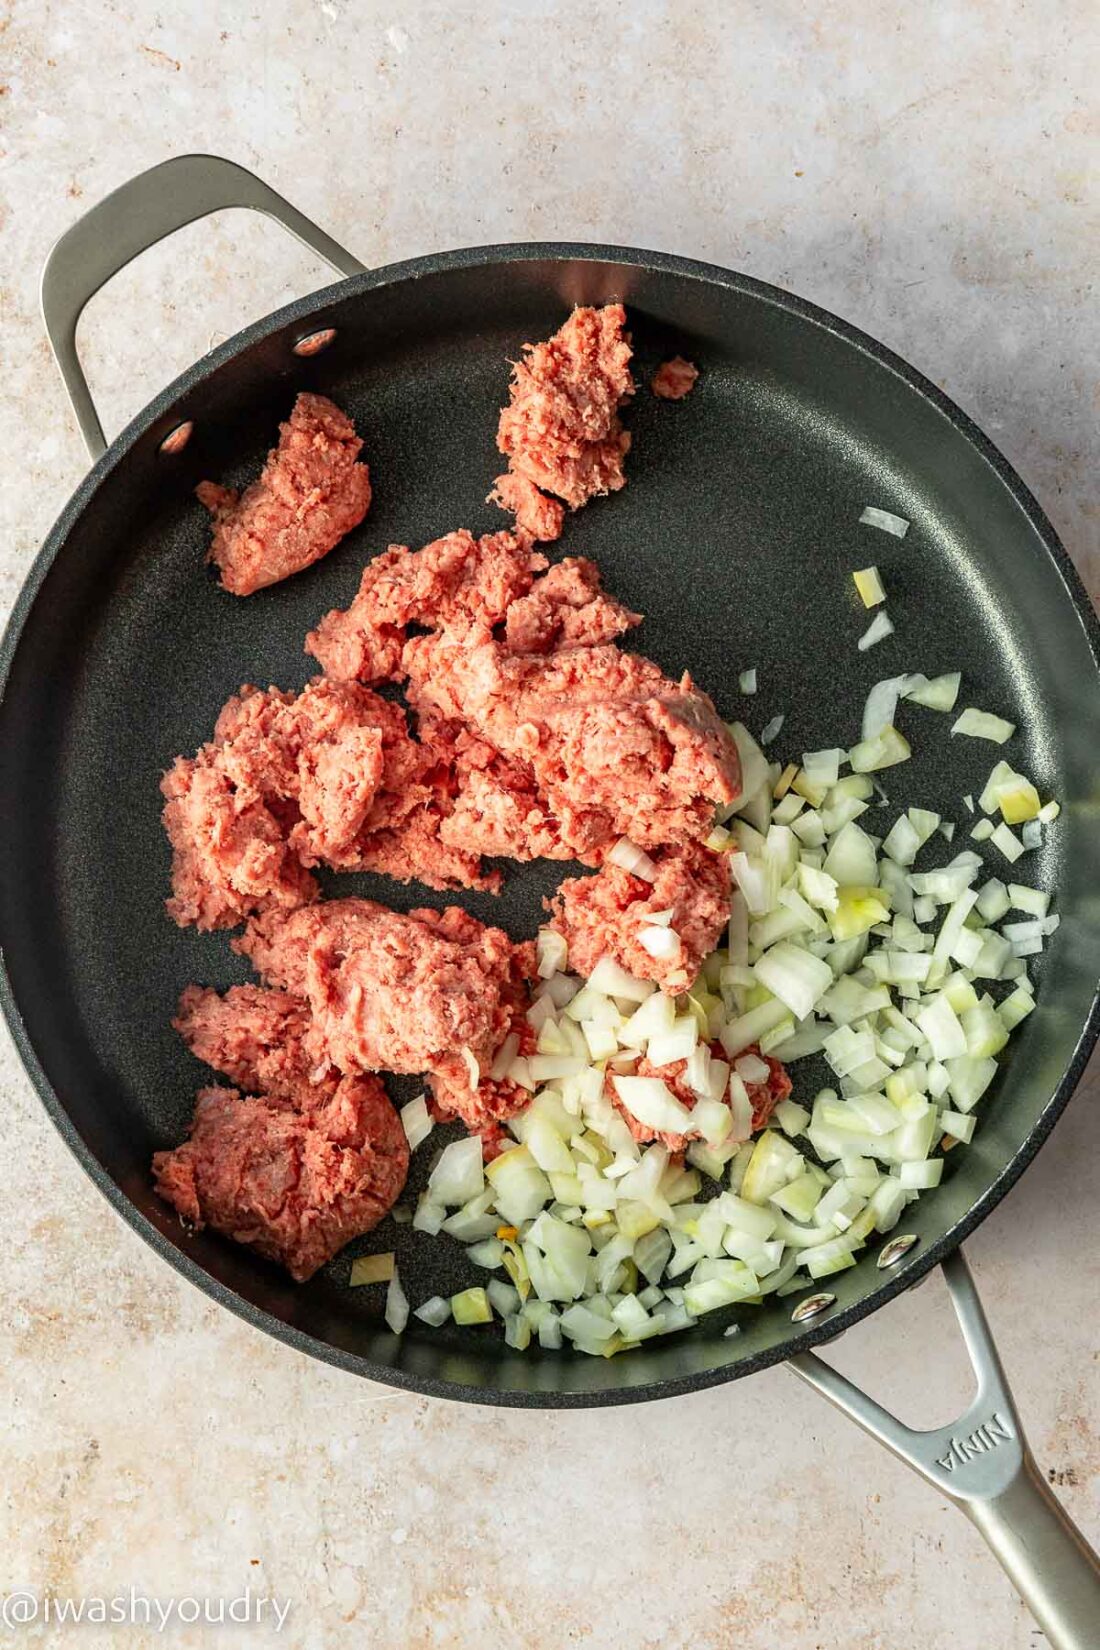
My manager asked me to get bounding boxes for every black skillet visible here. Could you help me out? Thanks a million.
[3,156,1099,1640]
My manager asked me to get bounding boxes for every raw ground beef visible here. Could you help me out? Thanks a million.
[404,628,740,855]
[305,528,545,683]
[197,394,371,597]
[651,357,699,401]
[547,842,732,994]
[174,983,334,1107]
[487,472,565,543]
[427,974,537,1149]
[495,304,634,520]
[608,1043,791,1153]
[163,677,493,931]
[502,558,641,656]
[236,898,533,1077]
[161,756,318,932]
[152,1075,407,1281]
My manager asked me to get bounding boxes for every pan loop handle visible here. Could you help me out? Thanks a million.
[789,1250,1100,1650]
[40,153,367,461]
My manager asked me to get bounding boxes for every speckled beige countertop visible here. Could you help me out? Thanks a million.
[1,4,1098,1647]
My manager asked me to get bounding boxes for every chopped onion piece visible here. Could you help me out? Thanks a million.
[536,927,569,978]
[727,722,771,806]
[760,714,785,747]
[739,668,758,694]
[1007,884,1050,917]
[607,838,658,881]
[862,675,908,741]
[400,1094,434,1151]
[990,822,1025,863]
[998,780,1041,824]
[613,1075,695,1135]
[952,708,1016,744]
[853,566,886,607]
[899,1159,943,1190]
[858,610,895,652]
[970,819,994,842]
[1021,821,1042,849]
[754,943,834,1020]
[916,994,967,1061]
[385,1268,409,1334]
[428,1137,485,1207]
[350,1252,395,1286]
[905,672,961,712]
[639,925,681,960]
[1037,800,1060,824]
[414,1295,452,1327]
[860,505,910,537]
[451,1287,493,1326]
[802,748,843,788]
[588,956,654,1002]
[848,725,911,773]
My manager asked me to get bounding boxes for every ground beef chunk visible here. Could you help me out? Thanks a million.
[404,628,740,855]
[419,716,577,864]
[651,357,699,401]
[424,940,536,1150]
[236,899,531,1077]
[487,471,565,542]
[548,842,731,994]
[163,677,493,926]
[161,757,317,932]
[174,983,335,1106]
[503,558,642,656]
[496,304,634,511]
[607,1043,791,1152]
[305,528,545,682]
[197,394,371,597]
[152,1076,407,1281]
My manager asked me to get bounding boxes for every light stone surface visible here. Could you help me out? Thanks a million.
[1,3,1097,1646]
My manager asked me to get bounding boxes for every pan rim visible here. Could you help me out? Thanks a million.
[2,240,1098,1407]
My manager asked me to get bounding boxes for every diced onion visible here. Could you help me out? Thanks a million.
[760,714,785,746]
[905,673,961,712]
[862,675,909,741]
[612,1075,695,1135]
[350,1252,395,1286]
[414,1295,452,1327]
[858,610,895,652]
[853,566,886,607]
[860,505,910,537]
[428,1137,485,1207]
[607,838,658,881]
[990,822,1025,863]
[754,943,834,1020]
[400,1094,434,1150]
[385,1268,409,1334]
[639,925,681,960]
[952,708,1016,744]
[460,1047,480,1088]
[848,726,911,772]
[739,668,758,694]
[536,927,569,978]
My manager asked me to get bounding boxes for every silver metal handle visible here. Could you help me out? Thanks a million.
[40,153,367,461]
[789,1250,1100,1650]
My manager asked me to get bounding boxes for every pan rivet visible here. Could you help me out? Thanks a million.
[293,328,337,357]
[877,1234,919,1270]
[791,1292,836,1324]
[158,420,193,455]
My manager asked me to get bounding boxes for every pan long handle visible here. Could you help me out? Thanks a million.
[788,1250,1100,1650]
[40,153,367,461]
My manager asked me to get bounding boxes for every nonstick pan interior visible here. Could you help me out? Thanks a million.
[2,249,1098,1404]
